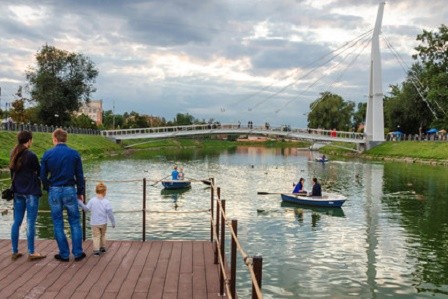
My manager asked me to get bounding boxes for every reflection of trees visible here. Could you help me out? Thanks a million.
[36,194,54,239]
[382,162,448,288]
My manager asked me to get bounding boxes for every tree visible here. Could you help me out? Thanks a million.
[307,92,354,130]
[9,86,30,123]
[412,25,448,126]
[352,102,367,132]
[25,45,99,126]
[383,64,434,133]
[71,114,97,129]
[173,113,195,126]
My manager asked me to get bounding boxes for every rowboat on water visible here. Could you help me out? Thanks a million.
[315,158,329,162]
[280,192,346,208]
[161,180,192,190]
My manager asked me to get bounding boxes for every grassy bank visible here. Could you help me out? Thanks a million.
[0,132,311,168]
[320,141,448,164]
[365,141,448,161]
[0,131,122,168]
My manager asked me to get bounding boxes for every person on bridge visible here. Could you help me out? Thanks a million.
[171,165,179,180]
[309,177,322,197]
[292,178,306,194]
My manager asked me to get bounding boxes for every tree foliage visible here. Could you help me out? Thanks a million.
[411,24,448,127]
[307,92,355,130]
[26,45,98,126]
[384,64,434,133]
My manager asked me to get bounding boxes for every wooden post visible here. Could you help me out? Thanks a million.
[210,184,214,242]
[82,179,86,241]
[214,188,220,264]
[219,199,226,296]
[252,256,263,299]
[143,178,146,242]
[231,219,238,298]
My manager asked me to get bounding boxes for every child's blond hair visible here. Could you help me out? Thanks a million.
[96,182,107,196]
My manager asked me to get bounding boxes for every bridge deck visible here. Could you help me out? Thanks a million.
[0,239,222,299]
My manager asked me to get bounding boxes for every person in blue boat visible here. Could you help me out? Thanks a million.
[171,165,179,180]
[292,178,306,194]
[310,177,322,197]
[178,167,184,180]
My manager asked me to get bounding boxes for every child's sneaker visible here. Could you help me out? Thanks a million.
[100,247,106,253]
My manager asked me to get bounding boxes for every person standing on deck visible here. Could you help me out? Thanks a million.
[78,182,115,256]
[40,128,86,262]
[9,131,46,261]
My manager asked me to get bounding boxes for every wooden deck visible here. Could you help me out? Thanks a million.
[0,239,222,299]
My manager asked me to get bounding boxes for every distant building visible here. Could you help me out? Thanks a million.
[76,100,103,125]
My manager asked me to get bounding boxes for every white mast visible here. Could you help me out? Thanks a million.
[365,2,385,144]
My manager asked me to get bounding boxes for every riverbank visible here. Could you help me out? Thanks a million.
[0,131,123,169]
[321,141,448,166]
[0,132,311,169]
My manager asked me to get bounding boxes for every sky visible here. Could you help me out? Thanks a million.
[0,0,446,128]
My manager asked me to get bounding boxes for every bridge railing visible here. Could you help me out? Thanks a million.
[101,123,365,140]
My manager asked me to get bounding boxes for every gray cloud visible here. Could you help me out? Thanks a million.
[0,0,445,127]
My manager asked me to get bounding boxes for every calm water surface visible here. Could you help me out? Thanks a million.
[1,146,447,298]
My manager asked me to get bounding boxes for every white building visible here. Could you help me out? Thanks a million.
[76,99,103,125]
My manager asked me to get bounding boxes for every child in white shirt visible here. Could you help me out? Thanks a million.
[79,182,115,256]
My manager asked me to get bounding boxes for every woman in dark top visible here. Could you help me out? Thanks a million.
[9,131,46,261]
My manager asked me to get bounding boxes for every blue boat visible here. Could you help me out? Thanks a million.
[161,180,192,190]
[281,192,346,208]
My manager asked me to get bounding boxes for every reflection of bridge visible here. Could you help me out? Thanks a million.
[101,123,365,145]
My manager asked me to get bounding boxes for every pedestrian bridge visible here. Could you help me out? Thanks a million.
[101,123,365,146]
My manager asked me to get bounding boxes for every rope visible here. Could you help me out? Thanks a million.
[0,208,210,214]
[214,198,263,298]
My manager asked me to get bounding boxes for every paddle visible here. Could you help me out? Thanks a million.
[257,191,307,195]
[150,175,171,186]
[185,177,212,185]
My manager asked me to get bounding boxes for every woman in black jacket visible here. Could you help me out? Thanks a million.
[9,131,46,261]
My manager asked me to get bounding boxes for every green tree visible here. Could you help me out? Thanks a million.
[384,64,434,133]
[9,86,30,123]
[123,111,149,128]
[71,114,97,129]
[173,113,195,125]
[413,24,448,126]
[25,45,99,126]
[307,92,354,130]
[352,102,367,132]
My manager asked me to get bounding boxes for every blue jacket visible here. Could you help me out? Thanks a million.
[292,182,304,193]
[11,149,42,196]
[40,144,85,195]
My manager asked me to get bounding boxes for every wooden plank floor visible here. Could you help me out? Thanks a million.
[0,239,222,299]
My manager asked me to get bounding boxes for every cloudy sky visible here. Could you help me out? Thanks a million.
[0,0,446,128]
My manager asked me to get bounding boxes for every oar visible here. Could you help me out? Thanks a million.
[186,177,212,185]
[150,175,171,186]
[257,191,285,195]
[257,191,307,195]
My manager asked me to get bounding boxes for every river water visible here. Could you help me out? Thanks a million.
[1,146,447,298]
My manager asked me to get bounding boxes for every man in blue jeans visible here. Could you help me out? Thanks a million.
[40,128,86,262]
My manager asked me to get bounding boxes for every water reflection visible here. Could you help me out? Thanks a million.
[1,148,448,298]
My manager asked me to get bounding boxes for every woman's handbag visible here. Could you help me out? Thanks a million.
[2,172,15,201]
[2,188,14,201]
